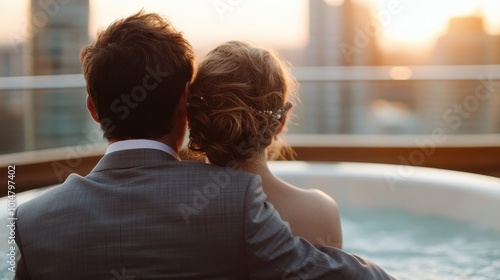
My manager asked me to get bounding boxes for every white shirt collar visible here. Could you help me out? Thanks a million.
[105,139,181,161]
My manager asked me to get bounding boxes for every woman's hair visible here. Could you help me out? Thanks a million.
[187,41,298,166]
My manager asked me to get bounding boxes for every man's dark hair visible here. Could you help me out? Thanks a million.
[81,11,194,140]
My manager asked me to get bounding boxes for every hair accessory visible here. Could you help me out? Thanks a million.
[256,102,292,120]
[257,109,284,120]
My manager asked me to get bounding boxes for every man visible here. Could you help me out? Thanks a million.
[14,11,394,279]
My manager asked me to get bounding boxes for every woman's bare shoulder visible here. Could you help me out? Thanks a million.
[290,186,338,212]
[284,185,343,248]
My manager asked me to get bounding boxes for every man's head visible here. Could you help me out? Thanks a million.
[81,11,194,142]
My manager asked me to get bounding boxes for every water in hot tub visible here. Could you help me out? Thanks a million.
[341,206,500,279]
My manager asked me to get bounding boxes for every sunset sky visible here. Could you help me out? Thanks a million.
[1,0,500,52]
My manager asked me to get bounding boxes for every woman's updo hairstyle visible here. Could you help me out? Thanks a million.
[187,41,297,166]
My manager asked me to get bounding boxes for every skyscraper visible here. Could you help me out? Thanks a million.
[307,0,377,67]
[0,44,25,153]
[433,17,499,65]
[26,0,91,149]
[419,16,500,134]
[291,0,378,134]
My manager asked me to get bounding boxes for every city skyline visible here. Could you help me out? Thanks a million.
[1,0,500,53]
[0,0,499,155]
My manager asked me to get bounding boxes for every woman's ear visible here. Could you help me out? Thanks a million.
[86,95,99,123]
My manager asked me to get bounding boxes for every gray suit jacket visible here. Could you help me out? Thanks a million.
[15,149,394,279]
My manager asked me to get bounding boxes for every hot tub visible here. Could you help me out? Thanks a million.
[269,161,500,279]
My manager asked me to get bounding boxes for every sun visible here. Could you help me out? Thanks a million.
[367,0,497,51]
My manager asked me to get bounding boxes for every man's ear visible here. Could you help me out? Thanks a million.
[177,82,189,116]
[86,95,99,123]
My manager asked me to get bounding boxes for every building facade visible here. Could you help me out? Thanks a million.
[420,16,500,134]
[26,0,92,150]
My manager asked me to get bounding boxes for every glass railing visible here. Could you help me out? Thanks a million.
[1,66,499,187]
[0,74,99,153]
[1,65,499,155]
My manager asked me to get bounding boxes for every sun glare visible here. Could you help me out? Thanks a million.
[369,0,500,51]
[89,0,307,51]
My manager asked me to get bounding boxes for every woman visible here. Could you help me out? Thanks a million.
[187,41,342,248]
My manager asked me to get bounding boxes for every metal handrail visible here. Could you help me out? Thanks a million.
[1,65,500,90]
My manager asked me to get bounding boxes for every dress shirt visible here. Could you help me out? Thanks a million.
[105,139,180,161]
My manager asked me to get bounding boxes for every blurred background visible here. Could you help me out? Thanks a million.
[2,3,499,278]
[0,0,499,175]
